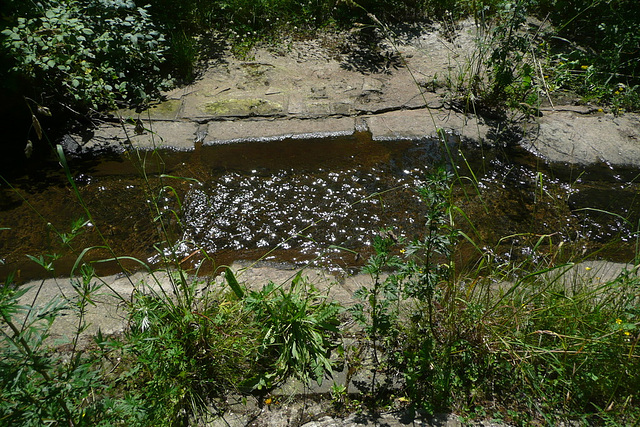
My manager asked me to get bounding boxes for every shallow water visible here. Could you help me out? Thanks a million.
[1,132,638,282]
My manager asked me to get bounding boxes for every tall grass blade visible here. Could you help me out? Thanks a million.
[225,267,244,299]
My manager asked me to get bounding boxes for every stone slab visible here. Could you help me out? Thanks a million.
[66,19,640,169]
[524,111,640,166]
[21,259,631,349]
[73,120,198,153]
[204,117,356,144]
[15,271,177,347]
[199,97,286,118]
[365,108,489,142]
[114,99,184,122]
[127,120,198,150]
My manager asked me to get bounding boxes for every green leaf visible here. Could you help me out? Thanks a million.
[225,268,244,299]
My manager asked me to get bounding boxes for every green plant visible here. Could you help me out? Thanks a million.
[1,0,169,112]
[390,169,477,413]
[348,227,404,397]
[0,249,142,425]
[531,0,640,112]
[123,272,261,424]
[244,271,341,389]
[348,167,466,407]
[481,262,640,424]
[330,382,348,407]
[480,0,548,113]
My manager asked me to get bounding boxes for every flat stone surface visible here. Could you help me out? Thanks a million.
[115,99,184,121]
[365,108,489,141]
[543,260,634,288]
[128,120,199,150]
[15,271,177,347]
[208,406,500,427]
[20,262,365,349]
[204,117,356,144]
[201,97,285,118]
[300,412,467,427]
[19,260,632,351]
[524,111,640,166]
[72,120,198,153]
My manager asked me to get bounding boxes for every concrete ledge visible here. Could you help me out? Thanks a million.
[365,108,490,142]
[75,120,198,153]
[524,111,640,166]
[203,117,357,144]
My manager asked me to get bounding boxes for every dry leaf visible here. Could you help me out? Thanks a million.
[24,140,33,158]
[32,114,42,140]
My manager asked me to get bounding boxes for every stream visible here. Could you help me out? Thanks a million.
[1,131,639,283]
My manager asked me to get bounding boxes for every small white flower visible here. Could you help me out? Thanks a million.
[140,315,150,332]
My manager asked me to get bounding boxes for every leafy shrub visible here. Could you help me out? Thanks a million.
[1,0,169,112]
[486,0,536,104]
[350,168,464,404]
[535,0,639,76]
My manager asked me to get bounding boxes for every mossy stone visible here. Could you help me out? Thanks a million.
[203,98,283,117]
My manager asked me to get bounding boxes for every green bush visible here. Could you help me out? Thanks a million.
[1,0,169,112]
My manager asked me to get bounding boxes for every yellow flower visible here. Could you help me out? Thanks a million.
[265,398,272,405]
[585,266,592,271]
[581,65,589,70]
[624,331,631,336]
[616,318,622,325]
[597,109,603,112]
[400,249,406,254]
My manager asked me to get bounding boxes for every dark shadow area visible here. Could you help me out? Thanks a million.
[339,27,404,75]
[166,31,229,84]
[338,21,440,74]
[196,33,229,69]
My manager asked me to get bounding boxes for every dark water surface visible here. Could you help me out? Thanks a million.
[1,132,639,282]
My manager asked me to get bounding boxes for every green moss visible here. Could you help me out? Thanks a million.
[149,99,183,117]
[203,98,283,116]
